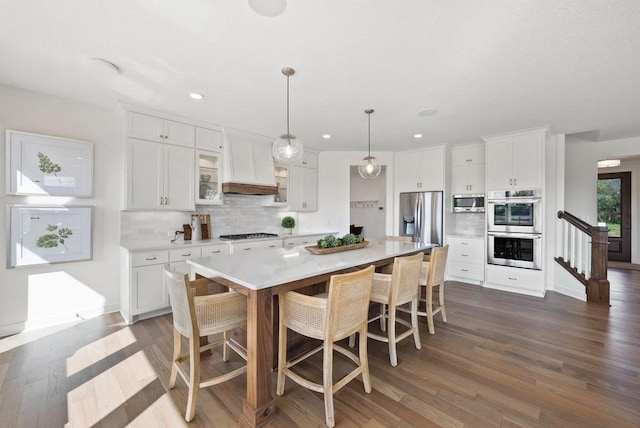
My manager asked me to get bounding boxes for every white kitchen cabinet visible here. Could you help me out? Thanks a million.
[446,235,485,284]
[395,146,445,192]
[126,138,194,210]
[451,144,485,194]
[196,127,223,152]
[485,130,545,190]
[485,264,544,297]
[123,249,171,324]
[224,136,276,186]
[200,243,231,256]
[230,239,282,253]
[196,150,223,205]
[169,247,202,278]
[289,163,318,211]
[128,111,195,147]
[283,234,326,248]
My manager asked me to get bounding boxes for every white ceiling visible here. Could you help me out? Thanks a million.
[1,1,640,152]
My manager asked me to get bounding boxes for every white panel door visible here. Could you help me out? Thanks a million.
[132,264,168,314]
[127,138,163,209]
[164,144,194,210]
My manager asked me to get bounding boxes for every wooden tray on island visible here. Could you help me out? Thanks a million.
[304,241,369,255]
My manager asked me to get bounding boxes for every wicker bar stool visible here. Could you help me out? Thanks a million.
[164,266,247,422]
[276,265,375,427]
[362,252,424,366]
[418,245,449,334]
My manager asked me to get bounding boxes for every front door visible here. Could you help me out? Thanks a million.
[598,171,631,262]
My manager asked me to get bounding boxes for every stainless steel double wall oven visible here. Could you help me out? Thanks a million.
[487,189,542,270]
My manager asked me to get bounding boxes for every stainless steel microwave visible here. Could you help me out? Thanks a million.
[452,194,485,213]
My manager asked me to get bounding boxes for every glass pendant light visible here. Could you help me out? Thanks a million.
[272,67,304,164]
[358,109,382,179]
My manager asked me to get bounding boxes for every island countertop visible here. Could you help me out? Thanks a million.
[187,239,436,291]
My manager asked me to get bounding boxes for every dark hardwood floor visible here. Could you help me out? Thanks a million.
[1,269,639,427]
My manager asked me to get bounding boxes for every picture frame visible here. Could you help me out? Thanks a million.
[6,130,94,197]
[8,206,93,268]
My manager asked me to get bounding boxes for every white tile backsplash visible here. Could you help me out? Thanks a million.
[120,194,296,241]
[453,212,486,236]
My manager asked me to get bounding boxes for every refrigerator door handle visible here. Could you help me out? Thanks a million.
[414,193,423,242]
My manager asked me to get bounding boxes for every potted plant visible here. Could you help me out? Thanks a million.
[281,216,295,234]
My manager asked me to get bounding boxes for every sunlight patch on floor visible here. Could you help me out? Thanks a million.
[126,393,188,427]
[66,350,157,427]
[66,327,137,376]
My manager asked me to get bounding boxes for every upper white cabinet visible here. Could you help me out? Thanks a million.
[196,127,223,152]
[196,150,223,205]
[128,111,195,147]
[484,129,546,190]
[223,136,276,187]
[289,161,318,211]
[125,109,199,210]
[451,144,485,194]
[126,138,194,210]
[395,146,445,192]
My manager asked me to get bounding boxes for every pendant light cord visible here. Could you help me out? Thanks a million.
[367,112,371,157]
[286,74,290,138]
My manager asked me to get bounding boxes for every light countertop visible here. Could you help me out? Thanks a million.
[121,231,337,252]
[188,239,435,290]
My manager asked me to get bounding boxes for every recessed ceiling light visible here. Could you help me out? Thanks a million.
[418,109,438,117]
[414,134,423,139]
[190,93,204,100]
[322,134,331,139]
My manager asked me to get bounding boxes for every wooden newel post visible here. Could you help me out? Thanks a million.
[588,227,610,306]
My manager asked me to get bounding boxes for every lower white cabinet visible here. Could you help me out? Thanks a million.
[283,234,326,248]
[485,264,544,297]
[446,235,485,284]
[230,239,282,253]
[121,245,229,324]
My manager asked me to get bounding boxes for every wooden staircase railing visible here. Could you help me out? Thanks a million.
[556,211,610,305]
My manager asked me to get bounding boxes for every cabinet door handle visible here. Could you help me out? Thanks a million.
[181,253,191,257]
[514,178,517,185]
[145,257,157,261]
[461,242,469,245]
[210,250,221,254]
[160,196,163,205]
[287,242,294,246]
[243,248,251,251]
[461,253,469,257]
[268,245,276,248]
[165,196,168,205]
[508,277,517,281]
[461,269,469,272]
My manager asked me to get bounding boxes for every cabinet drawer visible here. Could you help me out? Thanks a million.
[449,244,484,264]
[200,244,230,256]
[486,265,543,293]
[232,239,282,253]
[447,261,484,282]
[169,247,202,262]
[131,251,169,267]
[283,235,324,248]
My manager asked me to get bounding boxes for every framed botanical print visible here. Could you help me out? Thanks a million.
[6,130,94,196]
[8,206,93,267]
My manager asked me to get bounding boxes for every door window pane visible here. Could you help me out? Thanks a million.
[597,178,621,237]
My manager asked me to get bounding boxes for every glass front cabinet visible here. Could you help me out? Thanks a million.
[274,164,288,204]
[196,150,223,205]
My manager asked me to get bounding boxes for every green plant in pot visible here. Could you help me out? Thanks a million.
[281,216,295,234]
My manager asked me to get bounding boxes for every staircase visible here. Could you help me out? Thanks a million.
[555,211,610,305]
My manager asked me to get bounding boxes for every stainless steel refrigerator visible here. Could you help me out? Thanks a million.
[399,191,443,245]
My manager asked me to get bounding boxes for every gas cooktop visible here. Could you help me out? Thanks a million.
[219,233,279,241]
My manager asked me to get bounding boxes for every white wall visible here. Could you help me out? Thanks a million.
[565,135,640,264]
[299,151,395,238]
[0,85,122,335]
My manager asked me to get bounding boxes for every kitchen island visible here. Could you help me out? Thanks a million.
[187,238,436,427]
